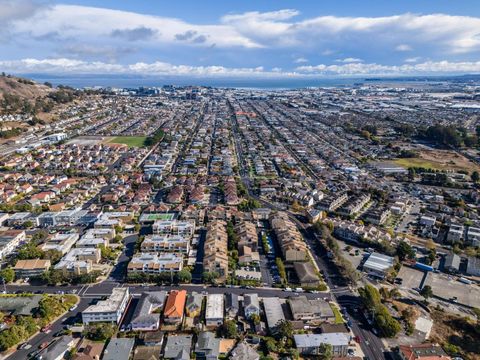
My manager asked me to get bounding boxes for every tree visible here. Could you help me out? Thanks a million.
[221,320,238,338]
[17,242,44,260]
[396,241,415,261]
[0,267,15,283]
[250,313,261,325]
[420,285,433,299]
[318,343,333,360]
[275,320,293,341]
[84,323,115,341]
[176,269,192,284]
[359,284,382,310]
[472,171,480,183]
[203,271,219,284]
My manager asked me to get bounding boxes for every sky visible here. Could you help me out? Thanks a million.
[1,0,480,78]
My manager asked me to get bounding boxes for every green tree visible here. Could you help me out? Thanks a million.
[84,323,115,341]
[275,319,293,341]
[318,343,333,360]
[472,171,480,183]
[176,269,192,283]
[250,313,261,325]
[221,320,238,338]
[396,241,415,261]
[420,285,433,299]
[359,284,382,310]
[0,267,15,283]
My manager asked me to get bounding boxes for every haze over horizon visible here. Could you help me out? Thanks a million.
[1,0,480,81]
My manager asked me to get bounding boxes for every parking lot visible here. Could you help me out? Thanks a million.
[396,266,424,291]
[337,240,366,271]
[424,272,480,307]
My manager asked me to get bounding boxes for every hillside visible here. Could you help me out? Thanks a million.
[0,75,53,101]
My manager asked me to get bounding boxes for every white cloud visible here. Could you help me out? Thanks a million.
[11,4,261,49]
[395,44,412,52]
[404,57,422,63]
[335,57,363,63]
[2,58,480,77]
[294,57,308,63]
[296,60,480,75]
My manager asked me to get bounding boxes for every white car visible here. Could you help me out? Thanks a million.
[69,305,78,311]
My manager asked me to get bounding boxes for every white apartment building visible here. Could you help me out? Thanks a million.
[82,288,130,324]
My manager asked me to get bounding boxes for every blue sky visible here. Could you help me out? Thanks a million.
[1,0,480,77]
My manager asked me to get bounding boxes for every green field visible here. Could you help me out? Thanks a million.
[109,136,147,147]
[139,213,175,222]
[394,158,449,171]
[330,303,344,324]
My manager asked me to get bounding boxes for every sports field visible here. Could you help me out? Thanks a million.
[108,136,147,147]
[139,213,175,222]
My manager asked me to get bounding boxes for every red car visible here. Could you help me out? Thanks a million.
[41,324,51,332]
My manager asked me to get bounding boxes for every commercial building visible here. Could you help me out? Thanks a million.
[82,287,130,324]
[294,333,349,357]
[289,296,334,323]
[363,252,394,279]
[13,258,51,278]
[263,297,285,333]
[205,294,224,327]
[130,291,166,331]
[0,230,26,259]
[41,232,79,255]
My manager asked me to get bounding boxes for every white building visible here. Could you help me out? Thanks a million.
[41,232,79,255]
[205,294,224,327]
[82,288,130,324]
[363,252,394,279]
[0,230,26,259]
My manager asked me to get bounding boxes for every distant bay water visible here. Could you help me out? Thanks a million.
[24,73,478,89]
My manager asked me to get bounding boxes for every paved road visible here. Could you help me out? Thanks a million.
[7,297,91,360]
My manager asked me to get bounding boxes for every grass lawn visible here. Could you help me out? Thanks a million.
[394,158,444,171]
[109,136,147,147]
[330,303,344,324]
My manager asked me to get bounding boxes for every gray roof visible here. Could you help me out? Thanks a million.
[164,334,193,360]
[36,335,74,360]
[293,262,320,283]
[195,332,220,359]
[243,293,259,310]
[131,291,166,327]
[289,296,333,318]
[262,297,285,330]
[0,295,42,316]
[225,293,239,312]
[103,338,135,360]
[444,253,460,270]
[363,252,394,273]
[230,341,259,360]
[294,333,349,348]
[186,292,203,311]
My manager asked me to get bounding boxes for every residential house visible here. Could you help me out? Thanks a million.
[294,333,349,357]
[130,291,167,332]
[243,293,260,319]
[164,290,187,324]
